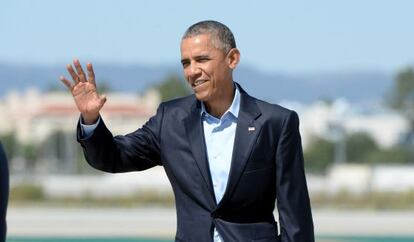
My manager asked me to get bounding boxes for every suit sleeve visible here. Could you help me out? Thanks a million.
[0,143,9,242]
[77,104,164,173]
[275,111,314,242]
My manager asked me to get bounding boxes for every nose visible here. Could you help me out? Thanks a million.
[190,63,201,76]
[187,63,201,80]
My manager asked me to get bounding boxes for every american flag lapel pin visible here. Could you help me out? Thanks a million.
[248,126,255,132]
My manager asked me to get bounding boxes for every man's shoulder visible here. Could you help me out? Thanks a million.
[158,94,197,115]
[237,83,295,119]
[248,96,300,129]
[248,94,295,118]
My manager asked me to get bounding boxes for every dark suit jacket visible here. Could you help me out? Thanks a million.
[0,143,9,242]
[78,84,314,242]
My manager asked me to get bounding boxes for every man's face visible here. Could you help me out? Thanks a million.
[180,34,233,102]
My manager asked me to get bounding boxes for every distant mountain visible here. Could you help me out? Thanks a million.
[0,62,177,95]
[0,62,393,104]
[235,66,393,104]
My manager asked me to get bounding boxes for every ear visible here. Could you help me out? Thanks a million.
[227,48,240,70]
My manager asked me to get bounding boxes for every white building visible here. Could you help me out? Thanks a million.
[0,88,160,173]
[0,88,160,143]
[281,99,409,149]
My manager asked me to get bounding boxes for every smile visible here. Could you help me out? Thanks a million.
[193,79,207,87]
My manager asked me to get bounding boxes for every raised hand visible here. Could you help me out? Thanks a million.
[60,59,107,124]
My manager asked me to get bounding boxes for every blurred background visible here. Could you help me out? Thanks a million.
[1,0,414,241]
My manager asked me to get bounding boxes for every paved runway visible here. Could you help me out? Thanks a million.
[6,207,414,238]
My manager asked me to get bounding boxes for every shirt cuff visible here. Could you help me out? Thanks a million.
[80,117,100,138]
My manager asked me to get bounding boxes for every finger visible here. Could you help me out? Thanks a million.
[73,59,87,82]
[59,76,74,90]
[66,64,80,83]
[87,62,96,86]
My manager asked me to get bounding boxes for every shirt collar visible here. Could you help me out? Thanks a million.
[201,83,240,119]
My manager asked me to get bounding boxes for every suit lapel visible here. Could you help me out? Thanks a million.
[218,89,262,207]
[183,100,216,203]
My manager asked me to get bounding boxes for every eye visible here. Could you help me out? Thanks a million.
[195,55,210,63]
[181,60,189,68]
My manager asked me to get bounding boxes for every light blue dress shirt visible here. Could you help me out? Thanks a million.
[80,85,241,242]
[200,86,240,242]
[201,87,240,204]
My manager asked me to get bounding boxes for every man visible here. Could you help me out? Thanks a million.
[0,143,9,242]
[60,20,314,242]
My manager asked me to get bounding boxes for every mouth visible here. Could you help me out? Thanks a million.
[192,79,208,88]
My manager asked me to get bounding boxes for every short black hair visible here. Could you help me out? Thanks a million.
[182,20,236,53]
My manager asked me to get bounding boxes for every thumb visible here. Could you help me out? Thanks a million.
[99,94,107,106]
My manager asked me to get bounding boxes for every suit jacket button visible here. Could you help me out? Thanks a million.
[211,212,218,218]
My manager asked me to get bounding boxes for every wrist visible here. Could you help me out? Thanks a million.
[81,114,99,125]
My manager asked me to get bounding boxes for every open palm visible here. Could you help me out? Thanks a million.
[60,59,106,124]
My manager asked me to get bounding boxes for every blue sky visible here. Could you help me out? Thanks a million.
[1,0,414,73]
